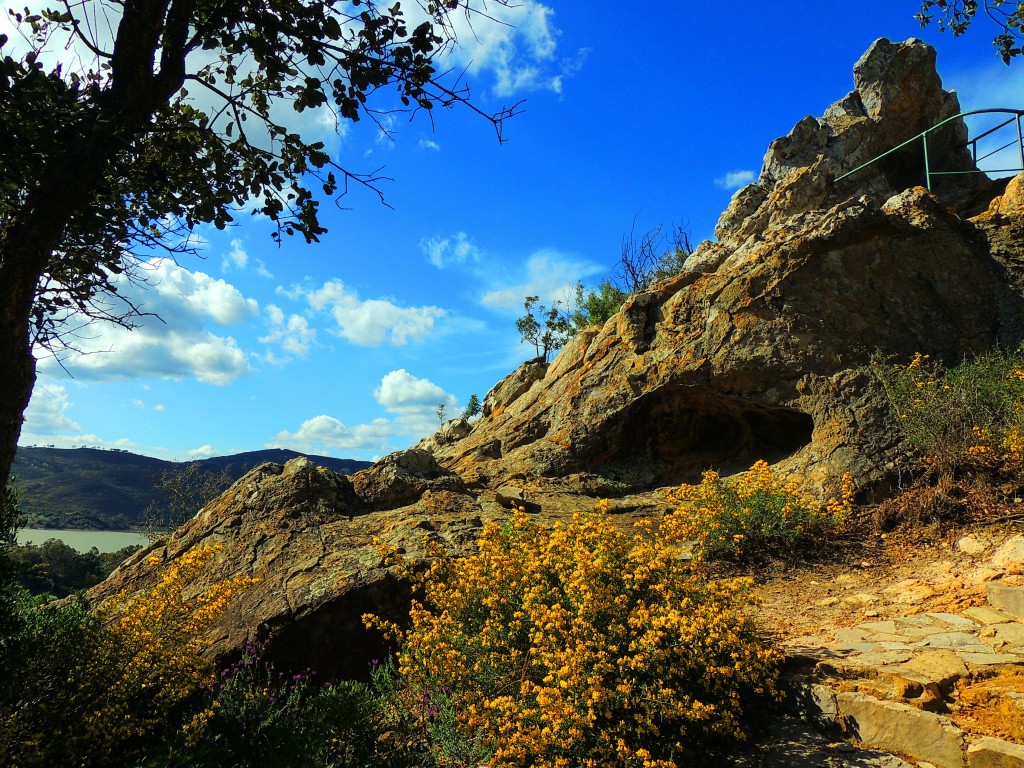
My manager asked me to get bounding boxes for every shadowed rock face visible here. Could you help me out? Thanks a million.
[91,38,1024,678]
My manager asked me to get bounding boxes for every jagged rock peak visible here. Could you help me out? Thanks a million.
[705,37,980,259]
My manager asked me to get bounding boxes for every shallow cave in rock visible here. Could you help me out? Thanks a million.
[258,572,412,683]
[582,385,814,488]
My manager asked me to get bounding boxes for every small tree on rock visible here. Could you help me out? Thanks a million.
[516,296,572,361]
[462,394,481,419]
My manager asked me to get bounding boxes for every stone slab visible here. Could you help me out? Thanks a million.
[988,584,1024,619]
[858,620,899,634]
[895,649,969,691]
[958,651,1024,666]
[968,735,1024,768]
[927,612,981,629]
[924,632,990,650]
[993,624,1024,646]
[964,606,1015,626]
[836,627,872,642]
[836,692,966,768]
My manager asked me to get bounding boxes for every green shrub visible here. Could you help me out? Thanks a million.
[872,349,1024,472]
[663,461,852,562]
[570,280,628,330]
[0,545,257,767]
[367,509,781,768]
[157,642,384,768]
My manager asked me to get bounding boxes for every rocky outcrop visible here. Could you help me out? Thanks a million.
[426,37,1023,500]
[436,181,1024,498]
[91,38,1024,678]
[91,456,492,679]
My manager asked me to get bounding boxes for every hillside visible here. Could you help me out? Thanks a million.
[90,34,1024,676]
[11,446,371,530]
[80,38,1024,766]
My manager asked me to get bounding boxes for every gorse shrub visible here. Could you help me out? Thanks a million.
[872,349,1024,472]
[367,510,781,768]
[0,543,258,767]
[663,461,853,562]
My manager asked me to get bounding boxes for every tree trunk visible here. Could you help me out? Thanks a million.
[0,243,48,494]
[0,148,112,493]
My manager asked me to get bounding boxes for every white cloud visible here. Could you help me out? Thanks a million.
[19,383,146,451]
[36,257,258,385]
[255,260,274,279]
[375,369,456,414]
[142,257,259,325]
[375,115,397,147]
[222,239,249,271]
[187,444,218,459]
[271,415,396,453]
[22,383,81,435]
[272,369,459,455]
[301,279,445,346]
[153,404,166,412]
[714,169,757,190]
[421,231,482,269]
[17,432,141,451]
[437,1,579,97]
[258,304,317,361]
[419,138,441,152]
[480,248,602,310]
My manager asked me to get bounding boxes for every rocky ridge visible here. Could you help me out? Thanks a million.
[92,35,1024,721]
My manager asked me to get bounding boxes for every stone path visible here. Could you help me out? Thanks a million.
[772,534,1024,768]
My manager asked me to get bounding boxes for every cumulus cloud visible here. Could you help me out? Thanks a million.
[480,249,602,310]
[36,258,258,385]
[375,369,457,414]
[421,231,482,269]
[419,138,441,151]
[714,169,757,190]
[18,382,145,451]
[187,444,218,459]
[272,369,458,455]
[258,304,317,361]
[300,280,445,346]
[435,1,583,97]
[22,383,82,435]
[375,115,397,147]
[255,260,274,279]
[271,415,396,453]
[222,239,249,271]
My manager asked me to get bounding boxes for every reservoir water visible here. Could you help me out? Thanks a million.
[16,528,150,553]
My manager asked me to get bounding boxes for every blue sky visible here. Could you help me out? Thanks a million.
[11,2,1024,461]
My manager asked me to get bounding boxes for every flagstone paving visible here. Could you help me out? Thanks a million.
[768,533,1024,767]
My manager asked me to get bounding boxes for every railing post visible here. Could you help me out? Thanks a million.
[923,133,931,190]
[1018,114,1024,172]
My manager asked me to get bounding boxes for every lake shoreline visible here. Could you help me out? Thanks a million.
[16,528,151,553]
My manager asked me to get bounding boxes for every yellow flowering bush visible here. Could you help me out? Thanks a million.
[872,349,1024,472]
[78,545,260,756]
[368,510,781,768]
[662,460,853,562]
[1,543,258,767]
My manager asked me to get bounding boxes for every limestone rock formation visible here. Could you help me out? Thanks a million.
[91,38,1024,678]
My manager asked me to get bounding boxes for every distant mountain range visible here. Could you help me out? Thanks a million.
[12,447,372,531]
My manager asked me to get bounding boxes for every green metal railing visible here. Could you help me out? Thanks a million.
[835,108,1024,190]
